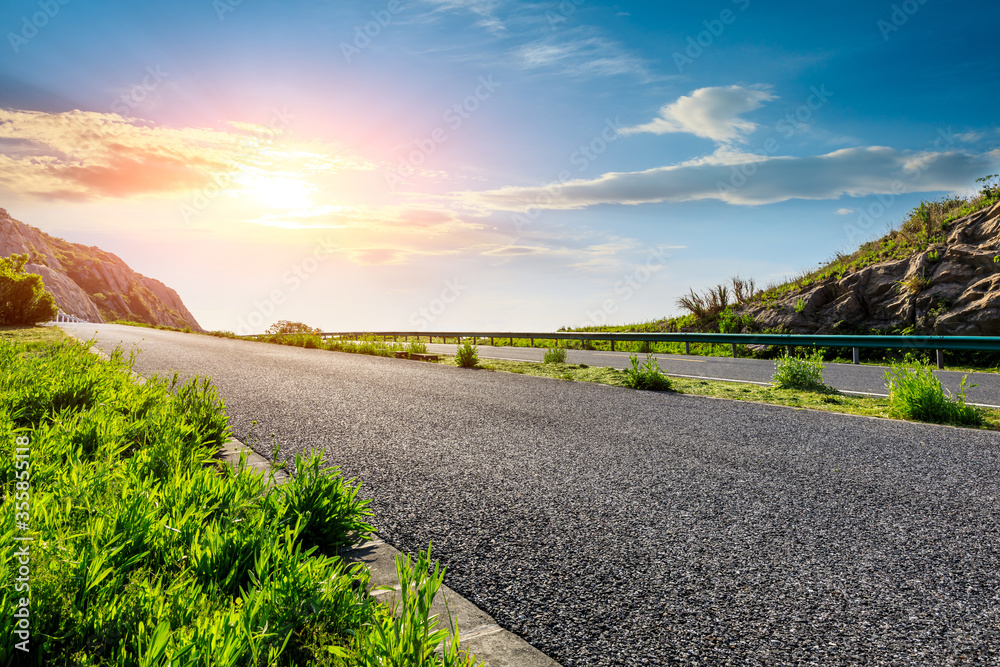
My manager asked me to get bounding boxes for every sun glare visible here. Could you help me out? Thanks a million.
[250,176,316,209]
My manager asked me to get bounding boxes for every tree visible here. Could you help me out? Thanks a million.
[0,253,58,325]
[266,320,319,335]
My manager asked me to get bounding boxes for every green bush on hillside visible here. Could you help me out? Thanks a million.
[0,253,57,325]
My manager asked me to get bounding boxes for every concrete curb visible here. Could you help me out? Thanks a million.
[80,335,560,667]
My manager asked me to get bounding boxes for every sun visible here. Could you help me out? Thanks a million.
[250,176,316,209]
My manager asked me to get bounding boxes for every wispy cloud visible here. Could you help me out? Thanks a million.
[459,146,998,210]
[622,85,776,143]
[418,0,508,35]
[415,2,649,80]
[513,28,650,79]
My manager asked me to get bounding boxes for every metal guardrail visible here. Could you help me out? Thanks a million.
[52,311,88,323]
[247,330,1000,369]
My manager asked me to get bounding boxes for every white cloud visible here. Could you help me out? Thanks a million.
[834,208,854,215]
[419,0,507,34]
[459,146,998,210]
[621,85,776,143]
[514,29,649,79]
[956,131,984,143]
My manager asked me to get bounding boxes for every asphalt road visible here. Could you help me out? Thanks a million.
[419,343,1000,407]
[64,324,1000,665]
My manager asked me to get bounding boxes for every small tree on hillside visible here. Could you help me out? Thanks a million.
[266,320,319,335]
[0,253,58,325]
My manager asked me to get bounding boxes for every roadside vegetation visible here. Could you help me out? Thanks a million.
[772,351,832,392]
[885,360,983,426]
[542,347,567,364]
[0,329,478,666]
[431,352,997,430]
[0,253,57,325]
[623,354,672,391]
[454,339,479,368]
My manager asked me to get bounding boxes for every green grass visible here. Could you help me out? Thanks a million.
[0,324,66,345]
[773,351,831,392]
[884,361,983,426]
[111,319,194,334]
[623,354,672,391]
[454,340,479,368]
[0,331,478,666]
[542,347,566,364]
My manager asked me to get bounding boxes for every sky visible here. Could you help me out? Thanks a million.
[0,0,997,333]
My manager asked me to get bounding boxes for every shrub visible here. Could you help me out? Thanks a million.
[623,353,672,391]
[773,351,828,391]
[266,320,319,335]
[794,298,806,314]
[408,340,428,354]
[543,347,567,364]
[884,361,983,426]
[0,253,57,325]
[455,339,479,368]
[281,452,373,554]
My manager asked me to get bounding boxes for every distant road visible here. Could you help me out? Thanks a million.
[61,323,1000,666]
[418,342,1000,407]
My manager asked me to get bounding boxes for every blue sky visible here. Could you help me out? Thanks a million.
[1,0,997,332]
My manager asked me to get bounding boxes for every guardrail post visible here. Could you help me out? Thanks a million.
[731,343,737,358]
[490,336,494,346]
[610,339,615,351]
[936,349,944,369]
[530,337,534,347]
[786,345,793,357]
[685,341,690,355]
[852,347,860,365]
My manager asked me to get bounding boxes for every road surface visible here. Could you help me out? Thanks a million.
[63,324,1000,666]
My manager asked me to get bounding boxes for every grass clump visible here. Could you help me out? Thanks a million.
[884,360,983,426]
[455,339,479,368]
[542,347,567,364]
[773,351,830,391]
[623,354,672,391]
[354,547,470,666]
[408,340,429,355]
[0,334,478,666]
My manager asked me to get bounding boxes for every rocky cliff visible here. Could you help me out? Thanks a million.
[742,200,1000,336]
[0,208,202,330]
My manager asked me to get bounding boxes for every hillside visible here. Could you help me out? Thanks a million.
[0,208,202,330]
[569,176,1000,343]
[743,196,1000,336]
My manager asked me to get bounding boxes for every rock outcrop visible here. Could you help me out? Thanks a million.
[0,208,202,330]
[741,201,1000,336]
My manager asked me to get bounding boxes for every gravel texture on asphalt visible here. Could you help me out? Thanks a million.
[69,325,1000,665]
